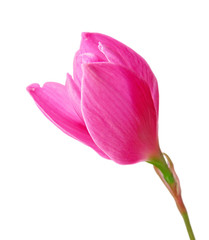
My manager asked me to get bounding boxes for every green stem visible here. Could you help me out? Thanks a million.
[175,195,195,240]
[148,153,195,240]
[182,211,195,240]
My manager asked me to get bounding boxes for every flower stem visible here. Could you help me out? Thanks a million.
[148,153,195,240]
[175,194,195,240]
[181,211,195,240]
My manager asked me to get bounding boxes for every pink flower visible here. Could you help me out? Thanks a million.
[27,32,160,164]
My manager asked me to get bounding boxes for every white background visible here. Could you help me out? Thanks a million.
[0,0,208,239]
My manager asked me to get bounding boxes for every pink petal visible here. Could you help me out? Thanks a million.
[65,73,83,121]
[82,32,159,116]
[73,51,105,89]
[27,81,109,159]
[73,33,108,89]
[72,52,106,111]
[79,32,107,61]
[72,33,108,105]
[81,63,160,164]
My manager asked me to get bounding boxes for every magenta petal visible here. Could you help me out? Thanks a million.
[81,32,159,116]
[65,73,83,121]
[27,82,109,159]
[81,63,160,164]
[80,32,107,60]
[73,33,108,92]
[73,51,106,109]
[73,51,103,88]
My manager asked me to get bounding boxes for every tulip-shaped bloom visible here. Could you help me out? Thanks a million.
[27,33,195,239]
[27,33,160,164]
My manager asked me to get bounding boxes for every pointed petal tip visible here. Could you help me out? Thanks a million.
[81,62,91,72]
[65,73,74,88]
[82,62,112,75]
[26,83,40,93]
[66,73,72,80]
[81,32,91,40]
[65,73,70,85]
[81,32,102,41]
[81,62,101,76]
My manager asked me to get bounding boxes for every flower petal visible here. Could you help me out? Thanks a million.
[80,32,107,61]
[81,63,160,164]
[27,81,109,159]
[73,32,108,92]
[65,73,83,121]
[73,51,107,112]
[73,51,104,89]
[82,32,159,116]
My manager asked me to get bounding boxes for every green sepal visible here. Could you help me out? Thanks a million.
[147,156,175,184]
